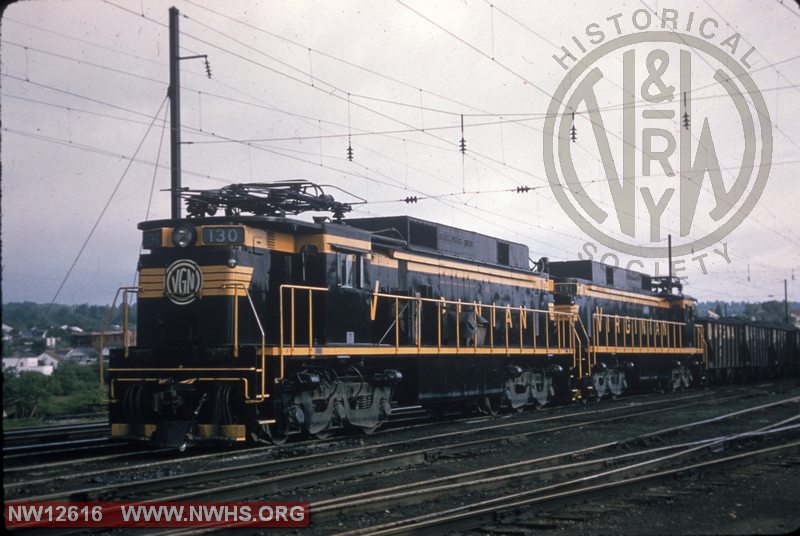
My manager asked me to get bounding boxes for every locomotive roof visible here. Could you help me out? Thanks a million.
[345,215,530,270]
[140,214,533,272]
[548,260,698,303]
[548,260,652,293]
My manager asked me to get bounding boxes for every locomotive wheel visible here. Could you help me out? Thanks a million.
[607,368,626,400]
[261,423,288,445]
[481,396,500,416]
[314,429,334,440]
[590,371,610,401]
[360,423,382,435]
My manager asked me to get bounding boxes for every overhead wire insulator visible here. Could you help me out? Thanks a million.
[682,91,690,130]
[346,94,353,160]
[516,186,531,193]
[459,114,466,153]
[404,196,419,204]
[569,112,577,143]
[204,57,212,79]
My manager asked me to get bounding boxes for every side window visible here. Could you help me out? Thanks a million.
[496,242,510,265]
[337,252,363,288]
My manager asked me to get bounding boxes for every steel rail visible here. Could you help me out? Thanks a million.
[10,389,772,503]
[145,396,800,536]
[311,403,800,524]
[342,438,800,536]
[3,422,109,448]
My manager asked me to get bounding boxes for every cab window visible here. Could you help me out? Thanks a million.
[337,253,364,288]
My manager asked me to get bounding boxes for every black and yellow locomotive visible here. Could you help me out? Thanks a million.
[549,260,705,396]
[107,181,797,447]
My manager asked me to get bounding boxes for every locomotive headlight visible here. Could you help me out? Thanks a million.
[171,225,196,248]
[227,256,237,268]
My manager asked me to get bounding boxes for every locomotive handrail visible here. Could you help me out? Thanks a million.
[592,312,692,353]
[223,283,266,399]
[696,325,708,368]
[222,283,267,400]
[278,284,329,383]
[369,288,577,354]
[574,314,592,377]
[223,283,266,358]
[99,286,140,390]
[277,284,578,361]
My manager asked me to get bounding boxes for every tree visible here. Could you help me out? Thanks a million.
[2,302,138,333]
[3,370,53,418]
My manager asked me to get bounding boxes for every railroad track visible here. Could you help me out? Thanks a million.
[5,386,772,503]
[2,437,137,468]
[2,421,123,468]
[0,403,436,479]
[0,384,771,477]
[3,421,109,448]
[314,400,800,534]
[123,387,799,535]
[332,422,800,535]
[6,384,797,536]
[0,393,615,480]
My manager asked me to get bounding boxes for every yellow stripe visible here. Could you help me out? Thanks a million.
[197,424,246,441]
[590,346,704,354]
[270,346,573,357]
[370,254,399,269]
[140,266,253,276]
[139,265,254,299]
[202,266,254,275]
[555,304,579,315]
[200,288,253,297]
[392,251,550,291]
[405,261,549,291]
[108,367,258,372]
[579,283,671,309]
[111,423,157,439]
[140,267,165,277]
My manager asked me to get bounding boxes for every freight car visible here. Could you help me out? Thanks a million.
[105,181,798,448]
[697,317,800,382]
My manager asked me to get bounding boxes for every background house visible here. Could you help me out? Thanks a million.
[2,355,56,375]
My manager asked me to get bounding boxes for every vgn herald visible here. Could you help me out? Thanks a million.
[106,181,799,447]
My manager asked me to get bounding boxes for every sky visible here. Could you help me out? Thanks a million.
[1,0,799,305]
